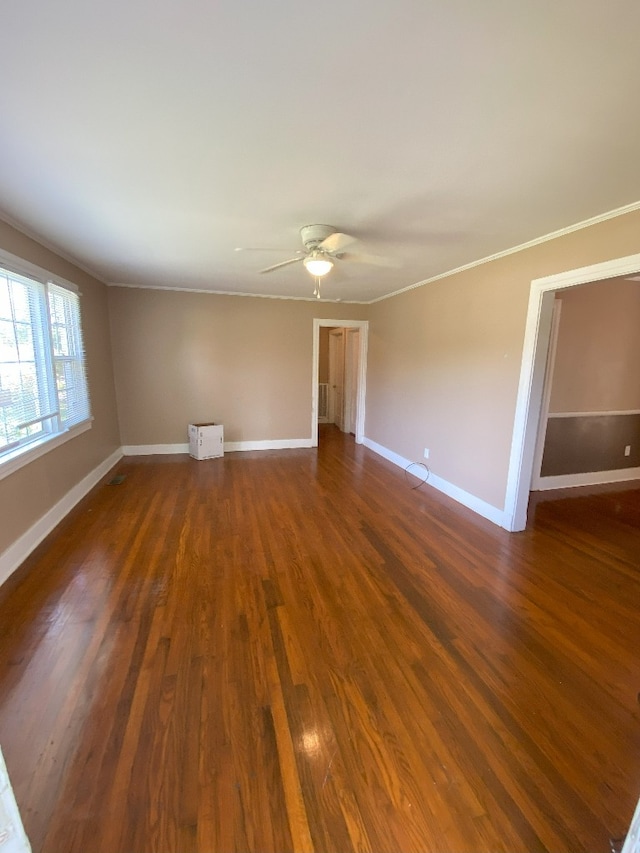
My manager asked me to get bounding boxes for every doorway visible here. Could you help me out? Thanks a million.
[503,251,640,531]
[311,319,368,447]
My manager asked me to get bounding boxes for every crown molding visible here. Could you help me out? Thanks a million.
[5,198,640,305]
[370,199,640,304]
[107,281,367,303]
[0,210,109,285]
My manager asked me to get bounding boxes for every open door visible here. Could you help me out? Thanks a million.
[311,319,368,447]
[329,329,345,430]
[344,328,360,434]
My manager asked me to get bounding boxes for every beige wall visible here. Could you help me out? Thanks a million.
[0,221,121,556]
[366,208,640,510]
[107,288,365,445]
[550,278,640,413]
[4,204,640,564]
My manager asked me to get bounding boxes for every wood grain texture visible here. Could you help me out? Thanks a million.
[0,426,639,853]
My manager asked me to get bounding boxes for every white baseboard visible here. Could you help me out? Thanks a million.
[0,448,123,588]
[224,438,313,452]
[532,466,640,491]
[362,437,507,528]
[361,437,417,473]
[122,443,190,455]
[122,439,313,455]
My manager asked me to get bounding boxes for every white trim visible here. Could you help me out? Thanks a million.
[122,443,190,455]
[0,212,108,284]
[0,246,81,293]
[362,437,507,528]
[109,201,640,305]
[361,436,409,469]
[370,200,640,304]
[6,201,638,306]
[312,319,368,447]
[224,438,313,452]
[530,299,562,490]
[0,420,92,483]
[504,251,640,532]
[108,282,367,304]
[122,439,314,456]
[0,250,92,481]
[534,467,640,491]
[547,409,640,418]
[0,448,123,588]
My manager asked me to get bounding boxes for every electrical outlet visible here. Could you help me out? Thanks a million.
[624,445,631,457]
[423,448,430,459]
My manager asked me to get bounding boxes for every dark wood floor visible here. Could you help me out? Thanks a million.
[1,425,639,853]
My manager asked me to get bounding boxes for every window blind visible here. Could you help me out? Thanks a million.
[47,283,90,429]
[0,263,90,461]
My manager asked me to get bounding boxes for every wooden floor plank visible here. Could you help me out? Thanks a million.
[1,426,639,852]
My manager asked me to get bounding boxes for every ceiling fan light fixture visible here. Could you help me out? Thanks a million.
[303,252,333,277]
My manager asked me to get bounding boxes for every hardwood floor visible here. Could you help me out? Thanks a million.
[1,425,639,852]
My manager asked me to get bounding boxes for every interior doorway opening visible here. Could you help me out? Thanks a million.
[504,251,640,531]
[311,319,368,447]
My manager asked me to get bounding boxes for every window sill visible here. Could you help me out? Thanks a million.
[0,420,93,483]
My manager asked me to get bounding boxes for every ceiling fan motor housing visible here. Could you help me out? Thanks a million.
[300,224,336,251]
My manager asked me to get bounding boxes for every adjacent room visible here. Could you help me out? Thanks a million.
[1,2,639,851]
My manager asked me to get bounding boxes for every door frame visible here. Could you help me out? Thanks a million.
[311,319,368,447]
[503,251,640,531]
[529,298,562,490]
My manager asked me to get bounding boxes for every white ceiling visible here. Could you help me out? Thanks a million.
[2,1,640,303]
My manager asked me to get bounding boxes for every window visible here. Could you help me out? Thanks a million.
[0,260,90,468]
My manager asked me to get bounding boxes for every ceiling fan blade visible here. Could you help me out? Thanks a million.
[259,257,304,274]
[339,251,398,268]
[318,232,357,254]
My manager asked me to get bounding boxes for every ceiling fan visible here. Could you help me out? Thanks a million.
[236,224,395,297]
